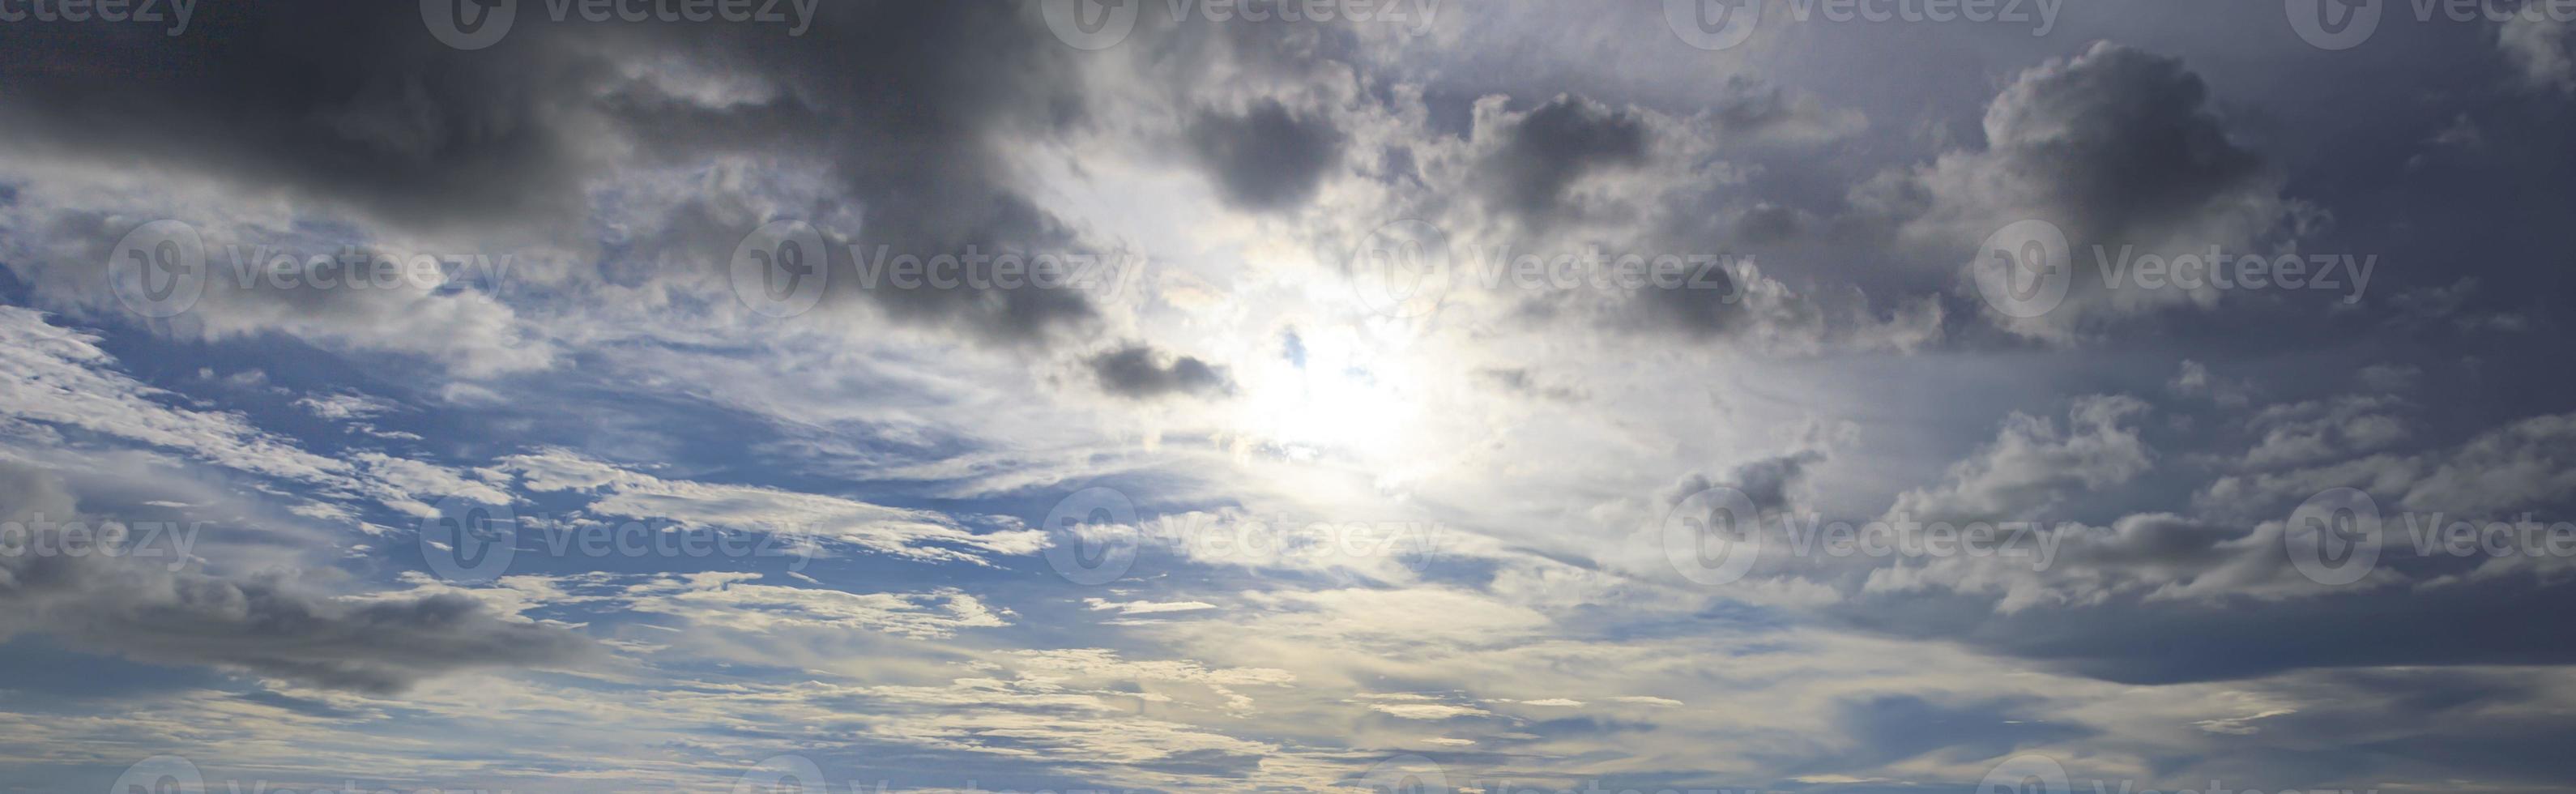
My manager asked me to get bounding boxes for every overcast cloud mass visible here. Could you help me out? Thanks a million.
[2,0,2575,792]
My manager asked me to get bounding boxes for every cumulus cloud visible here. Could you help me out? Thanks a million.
[1887,395,2153,524]
[1866,41,2294,341]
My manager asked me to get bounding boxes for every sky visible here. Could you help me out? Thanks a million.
[2,0,2575,792]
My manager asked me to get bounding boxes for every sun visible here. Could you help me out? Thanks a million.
[1230,324,1423,462]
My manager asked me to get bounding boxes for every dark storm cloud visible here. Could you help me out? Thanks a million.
[1478,95,1650,227]
[0,1,1108,348]
[0,462,597,694]
[1085,342,1234,400]
[0,1,602,234]
[1184,99,1345,211]
[617,2,1106,344]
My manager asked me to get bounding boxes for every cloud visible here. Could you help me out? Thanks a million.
[1085,598,1221,616]
[625,574,1010,640]
[1887,395,2153,523]
[2500,15,2576,93]
[1184,99,1346,211]
[501,450,1045,564]
[1367,702,1494,720]
[1866,41,2292,341]
[0,2,1132,365]
[2197,408,2576,519]
[294,391,401,420]
[0,461,597,694]
[1084,342,1236,399]
[1474,95,1651,228]
[0,308,505,518]
[0,2,601,235]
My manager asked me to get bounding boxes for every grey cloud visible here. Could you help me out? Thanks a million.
[1969,42,2270,242]
[2197,408,2576,519]
[1610,256,1945,354]
[0,2,602,235]
[1661,450,1828,518]
[2500,15,2575,93]
[1184,99,1346,211]
[0,2,1112,354]
[1862,41,2291,340]
[1477,95,1650,228]
[630,2,1106,345]
[0,462,598,694]
[1085,343,1235,400]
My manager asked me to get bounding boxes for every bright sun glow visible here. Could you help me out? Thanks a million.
[1232,325,1422,461]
